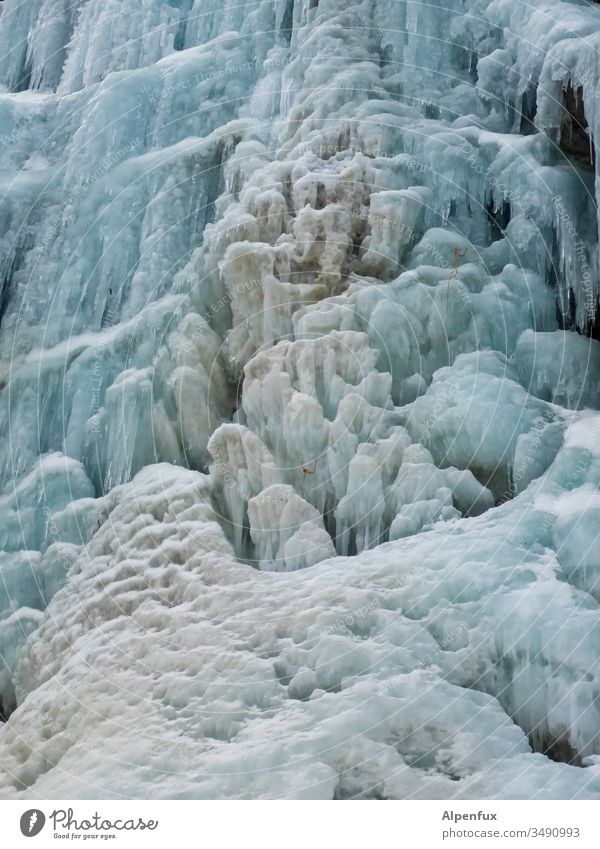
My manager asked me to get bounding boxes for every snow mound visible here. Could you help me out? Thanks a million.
[1,0,600,799]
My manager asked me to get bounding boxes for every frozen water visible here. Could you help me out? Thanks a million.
[0,0,600,798]
[3,427,600,797]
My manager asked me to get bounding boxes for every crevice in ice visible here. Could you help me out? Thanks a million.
[0,696,16,723]
[0,242,28,331]
[537,732,583,768]
[560,84,595,171]
[172,0,195,51]
[485,196,510,242]
[14,62,32,94]
[519,84,538,136]
[279,0,295,45]
[0,268,13,329]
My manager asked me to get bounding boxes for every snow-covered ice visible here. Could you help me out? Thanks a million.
[0,0,600,798]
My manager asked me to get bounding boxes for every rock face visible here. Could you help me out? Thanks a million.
[0,0,600,799]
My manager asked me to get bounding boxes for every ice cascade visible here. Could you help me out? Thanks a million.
[0,0,600,799]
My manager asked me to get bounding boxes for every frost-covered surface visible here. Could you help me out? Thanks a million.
[1,0,600,798]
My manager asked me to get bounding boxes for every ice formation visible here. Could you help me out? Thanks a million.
[1,0,600,798]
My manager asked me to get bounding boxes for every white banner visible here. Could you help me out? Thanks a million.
[0,800,597,848]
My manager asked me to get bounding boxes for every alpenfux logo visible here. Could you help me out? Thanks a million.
[19,810,46,837]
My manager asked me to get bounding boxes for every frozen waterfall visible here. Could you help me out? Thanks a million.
[0,0,600,799]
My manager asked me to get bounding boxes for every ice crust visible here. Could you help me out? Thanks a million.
[0,0,600,798]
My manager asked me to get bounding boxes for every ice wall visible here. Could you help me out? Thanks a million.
[0,0,600,798]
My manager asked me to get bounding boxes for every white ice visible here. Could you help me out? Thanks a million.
[0,0,600,799]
